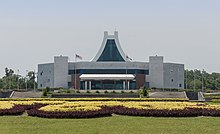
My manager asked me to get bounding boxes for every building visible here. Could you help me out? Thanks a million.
[38,31,184,90]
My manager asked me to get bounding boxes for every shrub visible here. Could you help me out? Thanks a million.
[121,90,125,93]
[112,90,116,94]
[143,88,148,97]
[95,90,100,94]
[43,89,48,97]
[130,91,134,94]
[86,90,91,94]
[76,90,80,93]
[104,90,108,94]
[45,87,50,92]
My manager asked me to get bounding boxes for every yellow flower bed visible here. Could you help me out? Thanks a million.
[0,100,220,112]
[0,101,14,110]
[39,101,220,112]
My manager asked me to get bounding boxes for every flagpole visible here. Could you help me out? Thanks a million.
[75,55,77,90]
[126,59,127,90]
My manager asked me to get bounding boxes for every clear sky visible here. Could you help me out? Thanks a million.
[0,0,220,77]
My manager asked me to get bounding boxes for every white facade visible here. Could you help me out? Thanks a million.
[37,31,185,90]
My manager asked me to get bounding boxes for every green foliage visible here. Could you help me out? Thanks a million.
[95,90,100,94]
[66,90,71,93]
[43,89,48,97]
[0,68,37,90]
[121,90,125,93]
[112,90,116,94]
[143,88,148,97]
[104,90,108,94]
[129,90,134,94]
[86,90,90,93]
[185,69,220,91]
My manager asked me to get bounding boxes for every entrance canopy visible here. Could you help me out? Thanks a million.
[79,74,135,80]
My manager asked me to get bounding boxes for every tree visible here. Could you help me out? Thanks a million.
[185,69,220,91]
[0,68,37,90]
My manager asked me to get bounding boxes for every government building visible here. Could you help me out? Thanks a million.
[38,31,184,90]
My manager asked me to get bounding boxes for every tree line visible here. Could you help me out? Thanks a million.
[0,68,37,90]
[185,69,220,91]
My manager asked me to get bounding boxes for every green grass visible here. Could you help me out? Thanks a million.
[0,116,220,134]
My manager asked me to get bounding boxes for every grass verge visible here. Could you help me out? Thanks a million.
[0,116,219,134]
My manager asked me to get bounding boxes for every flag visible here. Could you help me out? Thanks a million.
[75,54,82,60]
[126,55,132,61]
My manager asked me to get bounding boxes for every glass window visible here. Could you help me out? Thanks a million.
[115,81,123,89]
[97,39,125,62]
[102,80,115,89]
[91,81,102,89]
[69,69,149,75]
[80,81,85,90]
[130,81,136,89]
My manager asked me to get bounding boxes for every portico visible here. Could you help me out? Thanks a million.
[79,74,135,90]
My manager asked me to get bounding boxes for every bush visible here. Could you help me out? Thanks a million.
[76,90,80,93]
[143,88,148,97]
[121,90,125,93]
[104,90,108,94]
[43,89,48,97]
[45,87,50,92]
[130,91,134,94]
[112,90,116,94]
[86,90,91,94]
[95,90,100,94]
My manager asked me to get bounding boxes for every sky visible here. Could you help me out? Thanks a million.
[0,0,220,77]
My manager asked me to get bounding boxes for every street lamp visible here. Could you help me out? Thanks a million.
[193,70,196,92]
[17,69,20,90]
[26,70,28,91]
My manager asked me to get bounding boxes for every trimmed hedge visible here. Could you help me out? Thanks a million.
[0,98,189,102]
[27,107,112,118]
[27,106,220,118]
[112,106,220,117]
[0,105,25,116]
[0,104,46,116]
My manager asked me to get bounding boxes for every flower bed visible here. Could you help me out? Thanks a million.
[0,100,220,118]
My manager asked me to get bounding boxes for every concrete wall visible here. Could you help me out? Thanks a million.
[54,56,69,88]
[149,56,164,88]
[37,63,54,89]
[163,63,184,89]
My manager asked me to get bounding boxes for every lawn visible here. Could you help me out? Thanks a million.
[0,116,220,134]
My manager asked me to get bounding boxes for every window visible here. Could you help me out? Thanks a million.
[68,69,149,75]
[179,84,182,87]
[97,39,125,62]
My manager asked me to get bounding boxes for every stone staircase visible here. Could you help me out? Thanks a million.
[11,91,42,98]
[149,92,188,99]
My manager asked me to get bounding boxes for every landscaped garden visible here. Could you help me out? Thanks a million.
[0,98,220,133]
[1,98,220,118]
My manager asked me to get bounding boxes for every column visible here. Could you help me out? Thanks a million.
[127,81,130,90]
[89,81,92,90]
[123,81,126,90]
[85,81,87,90]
